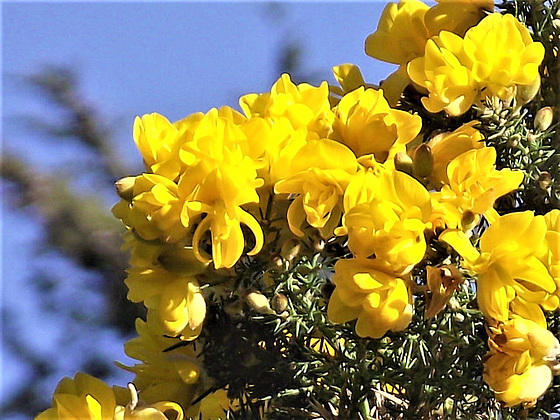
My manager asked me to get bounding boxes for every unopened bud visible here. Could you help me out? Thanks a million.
[394,152,414,176]
[553,19,560,30]
[224,300,244,320]
[535,106,554,132]
[538,172,552,190]
[461,210,477,230]
[313,238,326,252]
[281,238,301,262]
[246,291,273,314]
[413,144,434,178]
[527,132,538,142]
[516,74,541,105]
[115,176,136,201]
[272,293,289,313]
[508,134,521,148]
[271,254,284,268]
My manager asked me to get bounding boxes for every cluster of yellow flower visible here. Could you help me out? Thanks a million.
[37,0,559,418]
[365,0,544,115]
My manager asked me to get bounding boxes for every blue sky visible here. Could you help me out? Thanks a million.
[2,1,393,417]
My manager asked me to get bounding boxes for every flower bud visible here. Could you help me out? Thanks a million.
[538,172,552,190]
[224,300,245,320]
[516,73,541,105]
[508,134,521,148]
[461,210,477,230]
[394,152,414,176]
[535,106,554,132]
[413,144,434,178]
[246,291,273,314]
[281,238,301,262]
[115,176,136,201]
[272,293,289,313]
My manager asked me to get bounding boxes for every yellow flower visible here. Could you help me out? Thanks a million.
[239,73,334,138]
[330,64,369,104]
[408,13,545,115]
[407,31,479,116]
[185,389,240,420]
[112,174,186,243]
[114,384,184,420]
[241,116,308,187]
[331,87,422,162]
[483,318,560,407]
[365,0,430,66]
[440,211,556,323]
[134,112,203,180]
[125,266,206,338]
[274,139,358,238]
[364,0,431,104]
[426,121,484,189]
[36,373,119,420]
[341,165,432,273]
[539,209,560,303]
[424,0,493,38]
[462,13,545,101]
[327,258,413,338]
[430,147,524,229]
[117,319,200,410]
[177,108,265,269]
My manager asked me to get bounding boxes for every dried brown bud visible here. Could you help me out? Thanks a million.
[425,265,464,318]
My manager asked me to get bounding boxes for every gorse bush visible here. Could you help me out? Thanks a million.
[37,0,560,419]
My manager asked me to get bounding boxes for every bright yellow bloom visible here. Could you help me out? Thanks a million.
[330,64,369,104]
[440,212,556,323]
[341,165,432,273]
[274,139,358,238]
[327,258,413,338]
[35,373,184,420]
[484,318,560,407]
[539,209,560,302]
[430,147,524,229]
[240,73,334,138]
[408,13,544,115]
[364,0,431,104]
[117,319,200,410]
[426,121,484,189]
[126,266,206,338]
[177,108,265,269]
[408,31,479,116]
[331,87,422,162]
[36,373,119,420]
[134,112,203,180]
[241,116,308,187]
[114,384,184,420]
[463,13,545,101]
[112,174,186,243]
[424,0,493,38]
[185,389,239,420]
[365,0,430,66]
